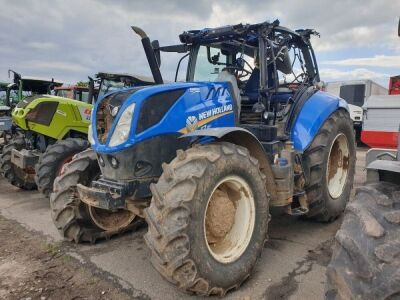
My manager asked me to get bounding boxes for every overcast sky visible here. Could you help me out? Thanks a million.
[1,0,399,87]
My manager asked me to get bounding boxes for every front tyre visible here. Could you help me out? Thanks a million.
[35,138,89,197]
[50,148,138,243]
[0,136,36,190]
[304,109,356,222]
[144,142,270,296]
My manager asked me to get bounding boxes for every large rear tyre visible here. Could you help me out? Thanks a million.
[326,182,400,299]
[144,142,270,296]
[35,138,89,197]
[0,136,36,190]
[303,109,356,222]
[50,148,139,243]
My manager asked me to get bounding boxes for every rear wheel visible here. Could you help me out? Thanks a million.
[145,143,269,296]
[303,109,356,222]
[326,182,400,299]
[35,138,89,197]
[50,148,138,243]
[0,136,36,190]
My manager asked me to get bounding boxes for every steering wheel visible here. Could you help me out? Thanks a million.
[223,66,251,79]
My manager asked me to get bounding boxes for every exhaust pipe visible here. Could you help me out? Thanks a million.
[131,26,163,84]
[87,76,96,104]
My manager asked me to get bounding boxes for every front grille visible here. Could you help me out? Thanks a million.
[96,95,114,144]
[95,89,140,144]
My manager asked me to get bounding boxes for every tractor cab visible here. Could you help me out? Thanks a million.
[139,20,322,140]
[54,86,91,103]
[6,70,63,109]
[0,81,10,114]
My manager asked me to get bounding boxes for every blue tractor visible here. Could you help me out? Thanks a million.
[50,20,356,295]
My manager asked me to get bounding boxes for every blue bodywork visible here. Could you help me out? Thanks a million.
[92,83,348,154]
[291,91,348,150]
[91,82,235,154]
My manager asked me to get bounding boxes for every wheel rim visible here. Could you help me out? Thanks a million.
[88,206,136,231]
[327,133,350,199]
[204,175,255,264]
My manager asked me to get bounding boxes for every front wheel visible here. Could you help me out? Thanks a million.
[0,136,36,190]
[303,109,356,222]
[144,142,270,296]
[50,148,138,243]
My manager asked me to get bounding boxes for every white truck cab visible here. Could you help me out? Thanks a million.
[325,80,388,137]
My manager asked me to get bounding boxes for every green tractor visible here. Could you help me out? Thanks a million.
[0,71,63,152]
[1,71,153,197]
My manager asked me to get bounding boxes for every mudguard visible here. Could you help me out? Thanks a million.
[290,91,349,151]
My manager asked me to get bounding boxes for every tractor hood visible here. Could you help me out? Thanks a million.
[91,81,236,153]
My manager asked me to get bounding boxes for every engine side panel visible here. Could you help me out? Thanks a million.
[92,82,236,154]
[12,96,92,140]
[291,91,349,151]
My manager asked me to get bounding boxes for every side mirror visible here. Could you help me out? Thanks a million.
[88,76,95,104]
[152,40,161,67]
[398,17,400,37]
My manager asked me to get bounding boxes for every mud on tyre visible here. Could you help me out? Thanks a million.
[144,142,270,296]
[0,136,36,190]
[326,182,400,299]
[303,109,356,222]
[50,148,139,243]
[35,138,89,197]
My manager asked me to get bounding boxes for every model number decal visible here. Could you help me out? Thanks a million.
[198,104,233,121]
[56,109,67,117]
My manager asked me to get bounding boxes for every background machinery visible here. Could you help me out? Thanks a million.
[1,71,153,197]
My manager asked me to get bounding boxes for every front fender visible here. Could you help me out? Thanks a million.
[183,127,278,203]
[291,91,349,151]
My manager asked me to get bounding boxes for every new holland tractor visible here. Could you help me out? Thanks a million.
[1,71,153,197]
[50,20,355,295]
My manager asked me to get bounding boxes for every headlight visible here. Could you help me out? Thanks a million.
[108,103,135,147]
[88,124,94,144]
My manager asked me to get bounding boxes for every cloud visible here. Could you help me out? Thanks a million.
[24,61,90,73]
[320,68,390,82]
[322,55,400,68]
[26,42,58,51]
[0,0,399,84]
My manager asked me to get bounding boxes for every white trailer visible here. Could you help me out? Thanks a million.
[325,80,388,133]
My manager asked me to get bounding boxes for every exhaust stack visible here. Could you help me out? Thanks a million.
[131,26,163,84]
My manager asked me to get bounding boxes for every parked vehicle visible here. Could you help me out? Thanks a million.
[389,75,400,95]
[0,71,153,197]
[50,20,356,295]
[325,80,388,138]
[54,85,91,103]
[0,71,63,153]
[361,94,400,148]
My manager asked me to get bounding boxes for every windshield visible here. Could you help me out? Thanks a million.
[193,46,229,81]
[55,89,73,99]
[98,78,134,99]
[339,84,365,106]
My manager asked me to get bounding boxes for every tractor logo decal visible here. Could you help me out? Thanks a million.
[78,107,92,121]
[180,104,233,134]
[186,116,198,133]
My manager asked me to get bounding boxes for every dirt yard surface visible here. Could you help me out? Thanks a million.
[0,216,132,300]
[0,148,367,300]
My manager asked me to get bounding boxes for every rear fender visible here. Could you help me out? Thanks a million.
[183,127,277,202]
[291,91,349,151]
